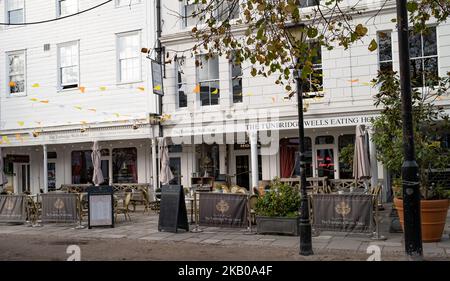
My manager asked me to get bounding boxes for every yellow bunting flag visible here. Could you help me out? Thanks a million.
[114,113,120,118]
[74,106,83,110]
[80,121,88,125]
[211,88,219,95]
[40,100,49,104]
[99,86,107,91]
[137,86,145,92]
[2,136,10,144]
[17,121,25,126]
[348,79,360,83]
[153,85,161,91]
[31,83,40,88]
[79,87,86,93]
[9,81,16,87]
[30,98,39,102]
[88,108,97,112]
[193,84,200,94]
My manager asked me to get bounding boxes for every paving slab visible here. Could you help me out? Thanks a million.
[327,239,362,251]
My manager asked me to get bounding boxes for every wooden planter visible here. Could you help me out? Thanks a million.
[394,198,449,242]
[256,216,300,236]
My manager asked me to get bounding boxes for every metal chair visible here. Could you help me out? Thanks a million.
[115,192,132,222]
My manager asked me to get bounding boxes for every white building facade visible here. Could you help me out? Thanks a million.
[159,1,450,194]
[0,0,160,194]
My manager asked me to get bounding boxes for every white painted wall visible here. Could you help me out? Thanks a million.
[0,0,158,132]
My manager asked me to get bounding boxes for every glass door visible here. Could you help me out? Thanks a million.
[316,148,335,179]
[19,164,30,193]
[48,162,56,191]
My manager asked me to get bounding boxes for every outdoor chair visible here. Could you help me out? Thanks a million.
[115,192,132,222]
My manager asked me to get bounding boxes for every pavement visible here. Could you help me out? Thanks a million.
[0,203,449,260]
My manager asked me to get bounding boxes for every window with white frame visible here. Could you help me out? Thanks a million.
[117,31,141,83]
[116,0,141,7]
[176,56,187,108]
[303,42,323,93]
[230,55,242,103]
[6,0,24,24]
[217,0,239,21]
[300,0,318,8]
[197,55,220,106]
[7,50,26,95]
[377,31,393,73]
[409,26,439,88]
[57,0,78,17]
[58,41,79,90]
[184,0,203,27]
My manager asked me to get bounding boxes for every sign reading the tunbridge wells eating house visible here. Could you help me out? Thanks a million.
[312,194,373,233]
[41,193,78,223]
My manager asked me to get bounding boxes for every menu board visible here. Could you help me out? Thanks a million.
[87,186,114,229]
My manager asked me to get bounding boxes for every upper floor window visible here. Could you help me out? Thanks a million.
[117,31,141,83]
[230,56,242,103]
[116,0,141,7]
[303,42,323,93]
[217,0,239,21]
[6,0,24,24]
[58,41,79,90]
[7,50,26,95]
[377,31,393,73]
[57,0,78,17]
[300,0,318,8]
[409,26,438,87]
[184,0,202,27]
[176,56,187,108]
[197,55,220,106]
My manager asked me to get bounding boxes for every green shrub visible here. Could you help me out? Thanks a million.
[255,178,301,217]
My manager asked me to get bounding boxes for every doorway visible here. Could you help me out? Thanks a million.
[169,157,182,185]
[236,155,250,189]
[315,147,335,179]
[18,163,30,193]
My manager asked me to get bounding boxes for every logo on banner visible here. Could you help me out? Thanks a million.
[216,200,230,214]
[54,198,65,210]
[335,201,351,216]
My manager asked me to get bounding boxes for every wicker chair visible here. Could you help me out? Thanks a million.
[115,192,132,222]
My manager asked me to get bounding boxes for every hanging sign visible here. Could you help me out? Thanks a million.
[151,59,164,96]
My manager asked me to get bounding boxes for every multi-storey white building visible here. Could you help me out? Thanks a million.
[159,0,450,195]
[0,0,159,194]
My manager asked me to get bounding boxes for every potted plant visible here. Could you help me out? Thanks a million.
[371,71,450,242]
[254,178,301,235]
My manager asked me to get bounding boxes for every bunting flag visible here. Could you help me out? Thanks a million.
[348,79,360,83]
[31,83,40,88]
[40,100,49,104]
[88,108,97,112]
[74,106,83,110]
[245,92,254,96]
[193,84,200,93]
[114,113,120,118]
[271,96,276,103]
[153,85,162,91]
[211,88,219,95]
[2,136,10,144]
[99,86,107,91]
[80,121,88,125]
[79,87,86,93]
[137,86,145,92]
[30,98,39,102]
[17,121,25,126]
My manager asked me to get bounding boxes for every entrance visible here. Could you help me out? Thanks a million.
[236,155,249,189]
[316,148,335,179]
[18,163,30,193]
[169,157,181,185]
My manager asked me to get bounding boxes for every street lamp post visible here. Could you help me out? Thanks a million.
[296,72,314,256]
[287,23,313,256]
[396,0,423,258]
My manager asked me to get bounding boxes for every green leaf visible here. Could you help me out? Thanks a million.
[307,27,318,38]
[407,1,418,13]
[368,39,378,52]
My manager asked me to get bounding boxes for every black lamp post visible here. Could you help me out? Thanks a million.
[287,24,314,256]
[396,0,423,258]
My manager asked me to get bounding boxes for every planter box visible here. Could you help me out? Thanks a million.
[256,216,300,236]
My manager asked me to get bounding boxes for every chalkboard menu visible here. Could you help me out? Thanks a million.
[87,186,114,229]
[158,185,189,233]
